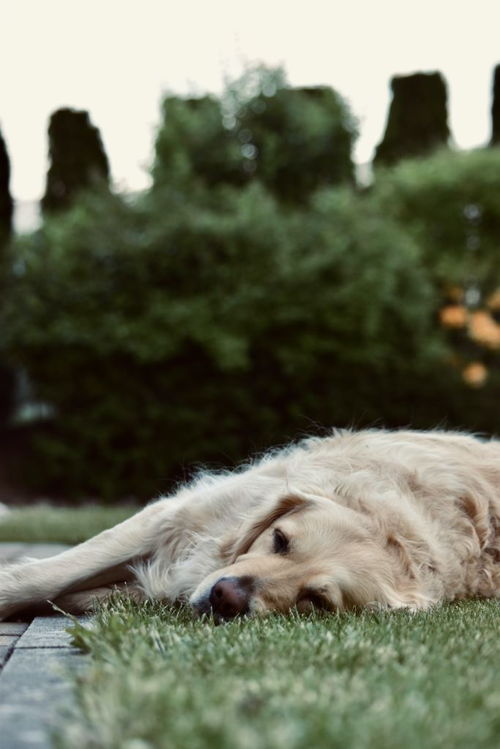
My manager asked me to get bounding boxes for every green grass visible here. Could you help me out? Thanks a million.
[0,505,136,543]
[56,596,500,749]
[2,507,498,747]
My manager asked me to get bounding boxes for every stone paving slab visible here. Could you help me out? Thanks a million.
[16,616,88,649]
[0,623,29,636]
[0,645,13,667]
[0,646,84,748]
[0,623,29,668]
[0,546,88,746]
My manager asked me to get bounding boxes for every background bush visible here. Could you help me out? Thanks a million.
[373,147,500,431]
[374,72,450,166]
[152,67,357,203]
[374,148,500,288]
[3,72,500,502]
[1,180,454,500]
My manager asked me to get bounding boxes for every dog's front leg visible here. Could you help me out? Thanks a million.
[0,498,178,619]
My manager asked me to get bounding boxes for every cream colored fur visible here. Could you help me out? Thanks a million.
[1,429,499,619]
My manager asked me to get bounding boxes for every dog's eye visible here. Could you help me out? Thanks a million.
[297,591,329,612]
[272,528,289,554]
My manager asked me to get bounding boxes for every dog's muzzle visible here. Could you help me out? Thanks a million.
[192,575,254,621]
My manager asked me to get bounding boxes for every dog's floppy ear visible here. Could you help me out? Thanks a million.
[220,494,310,563]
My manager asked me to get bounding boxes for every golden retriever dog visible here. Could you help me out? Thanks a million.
[1,428,500,621]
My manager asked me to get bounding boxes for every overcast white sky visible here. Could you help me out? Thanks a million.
[3,0,500,200]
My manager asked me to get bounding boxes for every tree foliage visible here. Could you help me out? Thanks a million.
[0,127,15,425]
[1,183,446,499]
[152,95,246,192]
[233,68,357,201]
[0,126,13,249]
[374,72,450,166]
[152,67,357,204]
[373,148,500,290]
[41,108,110,215]
[4,67,500,500]
[374,147,500,403]
[491,64,500,145]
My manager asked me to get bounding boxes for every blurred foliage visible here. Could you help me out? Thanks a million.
[0,127,13,250]
[374,72,450,166]
[41,108,110,215]
[374,147,500,415]
[0,127,15,426]
[1,181,449,500]
[153,66,356,203]
[373,148,500,291]
[238,86,355,202]
[232,66,356,202]
[491,65,500,145]
[0,364,15,426]
[152,95,246,192]
[3,68,500,500]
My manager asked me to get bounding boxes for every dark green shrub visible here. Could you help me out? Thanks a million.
[374,72,450,167]
[0,127,15,426]
[153,66,357,204]
[152,96,246,192]
[0,363,15,427]
[491,64,500,145]
[236,83,357,202]
[41,108,110,215]
[373,148,500,424]
[0,127,13,251]
[1,184,446,500]
[373,148,500,290]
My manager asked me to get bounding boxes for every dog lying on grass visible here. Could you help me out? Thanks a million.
[1,429,499,621]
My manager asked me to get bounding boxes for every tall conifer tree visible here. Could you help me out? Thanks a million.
[374,72,450,166]
[42,108,110,215]
[0,127,13,248]
[490,65,500,145]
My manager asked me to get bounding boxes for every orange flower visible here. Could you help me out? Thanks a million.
[440,305,467,328]
[487,288,500,311]
[462,362,488,387]
[468,310,500,348]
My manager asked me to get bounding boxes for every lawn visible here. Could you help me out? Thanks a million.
[1,506,499,748]
[56,596,500,749]
[0,505,136,543]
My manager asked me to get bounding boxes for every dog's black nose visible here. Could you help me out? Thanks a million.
[209,576,253,620]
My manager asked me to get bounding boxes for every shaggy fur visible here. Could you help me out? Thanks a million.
[1,429,500,620]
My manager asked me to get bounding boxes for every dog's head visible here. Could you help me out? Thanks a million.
[189,492,429,620]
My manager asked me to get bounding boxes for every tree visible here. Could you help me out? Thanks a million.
[0,127,15,426]
[1,184,446,499]
[373,148,500,288]
[152,66,357,204]
[41,108,110,215]
[0,126,13,250]
[236,84,357,202]
[373,148,500,401]
[374,72,450,167]
[152,95,245,193]
[490,64,500,145]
